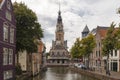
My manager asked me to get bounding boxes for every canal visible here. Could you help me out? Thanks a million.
[22,67,98,80]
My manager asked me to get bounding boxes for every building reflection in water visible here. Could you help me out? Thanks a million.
[22,67,98,80]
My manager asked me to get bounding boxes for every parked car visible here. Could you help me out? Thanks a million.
[74,63,80,67]
[77,64,87,70]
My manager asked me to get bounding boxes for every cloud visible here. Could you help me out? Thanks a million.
[12,0,120,52]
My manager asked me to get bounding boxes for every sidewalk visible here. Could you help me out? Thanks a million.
[93,70,120,80]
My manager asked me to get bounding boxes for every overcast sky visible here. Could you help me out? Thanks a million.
[12,0,120,52]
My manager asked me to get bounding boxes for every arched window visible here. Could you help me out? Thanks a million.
[57,52,60,56]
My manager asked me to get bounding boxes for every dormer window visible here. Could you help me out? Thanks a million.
[6,10,11,21]
[7,0,11,10]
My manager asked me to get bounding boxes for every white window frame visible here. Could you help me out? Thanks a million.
[4,71,8,80]
[6,10,11,21]
[10,28,14,43]
[4,70,13,80]
[9,49,13,65]
[3,23,9,42]
[3,48,8,65]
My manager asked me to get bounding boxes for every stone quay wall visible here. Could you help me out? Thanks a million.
[70,67,120,80]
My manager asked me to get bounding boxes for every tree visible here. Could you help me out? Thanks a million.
[114,25,120,49]
[70,38,82,58]
[81,34,95,68]
[13,2,43,66]
[116,8,120,49]
[102,22,116,75]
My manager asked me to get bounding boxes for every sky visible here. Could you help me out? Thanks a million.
[11,0,120,52]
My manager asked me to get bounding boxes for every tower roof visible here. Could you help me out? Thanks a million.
[57,1,62,24]
[57,10,62,23]
[82,25,89,32]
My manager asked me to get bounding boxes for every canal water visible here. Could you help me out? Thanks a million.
[24,67,98,80]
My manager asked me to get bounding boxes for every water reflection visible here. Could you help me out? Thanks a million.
[27,67,98,80]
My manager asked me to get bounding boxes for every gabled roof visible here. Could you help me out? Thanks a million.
[97,26,109,38]
[82,25,89,32]
[0,0,5,9]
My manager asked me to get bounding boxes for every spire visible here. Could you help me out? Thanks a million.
[58,0,61,15]
[57,1,62,23]
[59,1,60,13]
[82,25,89,32]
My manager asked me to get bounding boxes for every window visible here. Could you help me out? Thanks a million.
[7,0,11,10]
[99,50,100,57]
[62,52,65,56]
[10,28,14,43]
[4,71,8,80]
[96,60,97,66]
[6,10,11,21]
[9,70,13,79]
[115,50,117,57]
[96,51,97,57]
[3,23,8,42]
[3,48,8,65]
[111,51,113,57]
[4,70,13,80]
[57,52,60,56]
[99,42,101,47]
[9,49,13,65]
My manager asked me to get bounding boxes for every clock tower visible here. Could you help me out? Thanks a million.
[55,9,64,46]
[48,4,69,66]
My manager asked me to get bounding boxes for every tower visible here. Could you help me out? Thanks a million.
[82,25,89,38]
[55,5,64,46]
[48,3,69,66]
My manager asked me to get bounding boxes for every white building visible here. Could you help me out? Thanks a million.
[18,51,27,72]
[109,50,120,72]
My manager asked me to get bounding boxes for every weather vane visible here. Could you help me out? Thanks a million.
[59,0,61,11]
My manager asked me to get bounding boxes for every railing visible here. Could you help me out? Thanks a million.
[48,57,69,59]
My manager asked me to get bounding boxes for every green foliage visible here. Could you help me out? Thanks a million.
[70,38,82,58]
[70,34,95,59]
[13,2,43,53]
[114,25,120,49]
[81,34,96,57]
[102,22,116,56]
[15,64,22,75]
[116,8,120,49]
